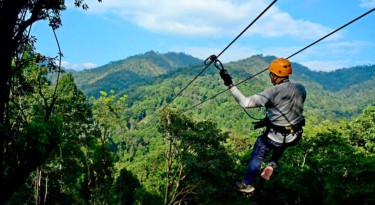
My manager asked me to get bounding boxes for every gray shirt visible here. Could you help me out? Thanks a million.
[229,81,306,143]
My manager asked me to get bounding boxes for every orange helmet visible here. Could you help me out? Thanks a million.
[269,58,292,77]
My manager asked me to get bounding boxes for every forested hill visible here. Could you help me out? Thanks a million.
[70,51,374,123]
[72,50,202,97]
[72,51,375,95]
[295,63,375,92]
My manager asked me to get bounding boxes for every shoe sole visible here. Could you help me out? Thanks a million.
[238,188,255,194]
[261,167,273,180]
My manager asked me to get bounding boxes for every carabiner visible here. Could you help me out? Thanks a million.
[204,55,217,66]
[214,59,224,71]
[204,54,224,71]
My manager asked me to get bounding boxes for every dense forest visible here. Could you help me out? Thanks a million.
[5,49,375,204]
[1,1,375,205]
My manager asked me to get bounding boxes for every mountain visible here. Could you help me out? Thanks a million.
[296,64,375,92]
[56,52,375,204]
[72,50,202,97]
[67,51,375,126]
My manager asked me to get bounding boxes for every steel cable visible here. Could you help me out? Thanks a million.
[144,0,278,125]
[181,7,375,114]
[157,0,278,114]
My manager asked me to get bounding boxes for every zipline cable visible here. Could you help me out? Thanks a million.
[215,0,278,61]
[181,7,375,114]
[156,0,278,115]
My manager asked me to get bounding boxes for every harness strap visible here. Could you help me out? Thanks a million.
[253,117,305,135]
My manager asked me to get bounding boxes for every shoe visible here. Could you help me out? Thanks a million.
[236,181,255,193]
[261,163,275,181]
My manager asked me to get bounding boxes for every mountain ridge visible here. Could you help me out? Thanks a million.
[72,50,202,97]
[67,51,374,122]
[70,51,374,95]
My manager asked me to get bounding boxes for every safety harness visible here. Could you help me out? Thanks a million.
[253,116,305,144]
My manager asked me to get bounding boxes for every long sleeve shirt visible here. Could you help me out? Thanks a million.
[229,80,306,143]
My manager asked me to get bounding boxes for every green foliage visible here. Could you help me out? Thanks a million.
[72,51,202,98]
[7,72,117,204]
[26,116,63,152]
[77,53,374,134]
[249,110,375,205]
[159,109,239,204]
[347,106,375,153]
[3,49,67,202]
[112,168,141,205]
[5,49,375,204]
[301,64,375,92]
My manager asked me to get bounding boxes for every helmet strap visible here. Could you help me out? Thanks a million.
[270,73,289,85]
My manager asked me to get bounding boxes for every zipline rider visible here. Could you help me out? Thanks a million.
[219,58,307,194]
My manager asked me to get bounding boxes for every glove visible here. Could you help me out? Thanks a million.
[220,69,233,86]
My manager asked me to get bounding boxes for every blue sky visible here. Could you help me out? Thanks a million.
[32,0,375,71]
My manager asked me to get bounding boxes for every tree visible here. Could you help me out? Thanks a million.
[113,168,141,205]
[2,50,64,202]
[159,109,239,205]
[90,90,128,204]
[0,0,101,202]
[253,118,375,204]
[6,73,100,204]
[348,106,375,153]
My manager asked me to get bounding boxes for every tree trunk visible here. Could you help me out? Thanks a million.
[0,1,56,202]
[0,2,22,203]
[44,175,49,205]
[34,168,42,205]
[3,141,56,201]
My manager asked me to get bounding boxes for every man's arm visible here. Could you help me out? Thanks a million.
[229,86,269,108]
[219,69,270,108]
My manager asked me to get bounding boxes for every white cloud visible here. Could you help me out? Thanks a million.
[323,41,371,54]
[170,45,261,63]
[251,7,337,40]
[295,41,373,71]
[170,39,372,66]
[266,40,372,60]
[172,46,353,72]
[260,46,302,59]
[303,41,372,59]
[61,61,97,71]
[84,0,334,40]
[360,0,375,8]
[300,60,350,72]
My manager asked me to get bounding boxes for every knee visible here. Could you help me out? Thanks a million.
[250,146,267,160]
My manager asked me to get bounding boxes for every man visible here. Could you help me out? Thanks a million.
[220,58,306,194]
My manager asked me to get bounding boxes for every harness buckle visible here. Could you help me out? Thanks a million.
[285,126,294,133]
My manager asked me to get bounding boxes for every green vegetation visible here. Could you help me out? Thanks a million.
[1,2,374,202]
[72,51,202,98]
[4,49,375,204]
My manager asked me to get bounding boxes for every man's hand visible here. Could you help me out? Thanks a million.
[220,69,233,86]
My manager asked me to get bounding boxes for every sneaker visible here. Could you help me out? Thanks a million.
[261,163,275,181]
[236,181,255,193]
